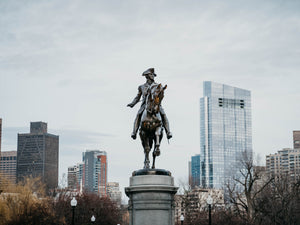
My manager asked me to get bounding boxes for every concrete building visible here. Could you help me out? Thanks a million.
[82,150,107,196]
[0,151,17,183]
[107,182,122,206]
[175,188,224,223]
[17,122,59,190]
[293,131,300,149]
[68,165,79,190]
[266,148,300,182]
[200,81,252,189]
[77,163,85,191]
[253,166,269,192]
[174,194,185,223]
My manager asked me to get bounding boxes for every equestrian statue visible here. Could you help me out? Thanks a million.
[127,68,172,169]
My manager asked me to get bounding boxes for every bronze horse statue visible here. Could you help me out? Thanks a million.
[139,83,167,169]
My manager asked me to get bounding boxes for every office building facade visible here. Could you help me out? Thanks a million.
[68,165,79,190]
[266,148,300,182]
[82,150,107,196]
[0,151,17,183]
[175,188,224,222]
[17,122,59,190]
[200,81,252,189]
[190,154,200,188]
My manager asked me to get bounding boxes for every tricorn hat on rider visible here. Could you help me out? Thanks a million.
[142,68,157,77]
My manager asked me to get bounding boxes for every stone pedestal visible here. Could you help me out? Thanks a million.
[125,169,178,225]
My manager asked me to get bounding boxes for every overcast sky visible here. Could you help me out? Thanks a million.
[1,0,300,200]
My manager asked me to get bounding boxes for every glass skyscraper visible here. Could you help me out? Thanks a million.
[190,154,200,188]
[82,150,107,196]
[200,81,252,189]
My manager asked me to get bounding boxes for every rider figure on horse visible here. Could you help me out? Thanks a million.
[127,68,173,140]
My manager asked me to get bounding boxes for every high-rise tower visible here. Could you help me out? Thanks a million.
[200,81,252,189]
[17,122,59,190]
[82,150,107,196]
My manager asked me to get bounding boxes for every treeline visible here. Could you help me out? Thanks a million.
[178,178,300,225]
[0,176,125,225]
[178,152,300,225]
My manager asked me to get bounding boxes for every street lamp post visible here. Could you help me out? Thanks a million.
[180,214,184,225]
[91,215,96,224]
[70,197,77,225]
[206,195,213,225]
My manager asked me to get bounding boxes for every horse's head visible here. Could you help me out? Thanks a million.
[147,84,167,114]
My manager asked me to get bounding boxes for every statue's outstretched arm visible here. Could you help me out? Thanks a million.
[127,86,142,108]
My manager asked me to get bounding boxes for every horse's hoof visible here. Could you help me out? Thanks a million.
[167,132,172,139]
[131,133,137,140]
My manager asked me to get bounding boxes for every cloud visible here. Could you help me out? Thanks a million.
[1,126,114,150]
[54,128,115,145]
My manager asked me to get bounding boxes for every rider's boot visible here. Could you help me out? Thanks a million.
[162,114,172,139]
[131,114,141,140]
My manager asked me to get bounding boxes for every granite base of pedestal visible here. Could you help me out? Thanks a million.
[125,170,178,225]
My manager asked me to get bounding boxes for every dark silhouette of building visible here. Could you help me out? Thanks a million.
[17,122,59,190]
[293,131,300,149]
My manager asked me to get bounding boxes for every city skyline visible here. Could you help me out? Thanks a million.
[1,1,300,196]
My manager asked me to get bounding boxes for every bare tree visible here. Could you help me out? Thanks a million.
[0,175,123,225]
[0,176,62,225]
[54,192,121,225]
[255,173,300,225]
[226,151,273,224]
